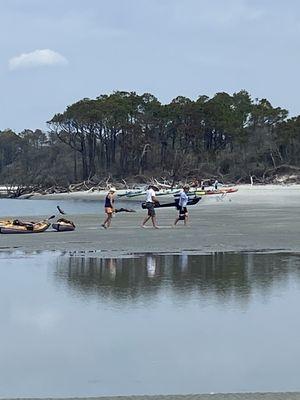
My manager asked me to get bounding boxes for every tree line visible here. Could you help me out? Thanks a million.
[1,90,300,188]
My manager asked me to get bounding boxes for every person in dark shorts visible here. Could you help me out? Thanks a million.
[102,187,116,229]
[174,186,189,226]
[141,185,159,228]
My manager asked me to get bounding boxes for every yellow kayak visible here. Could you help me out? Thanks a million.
[0,220,50,234]
[194,187,238,196]
[0,220,12,227]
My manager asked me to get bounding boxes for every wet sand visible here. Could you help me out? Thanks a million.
[1,185,300,254]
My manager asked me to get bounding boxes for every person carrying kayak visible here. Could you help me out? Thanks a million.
[141,185,160,229]
[174,185,189,226]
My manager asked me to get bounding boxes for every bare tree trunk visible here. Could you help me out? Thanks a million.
[74,150,78,182]
[81,139,88,180]
[138,143,150,174]
[87,133,96,177]
[270,151,276,168]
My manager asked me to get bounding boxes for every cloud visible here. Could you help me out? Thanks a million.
[9,49,68,70]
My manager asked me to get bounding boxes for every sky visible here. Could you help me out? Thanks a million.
[1,0,300,132]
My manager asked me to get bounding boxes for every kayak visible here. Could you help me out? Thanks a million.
[0,220,12,227]
[195,187,238,196]
[174,192,199,198]
[156,189,181,196]
[174,187,238,198]
[118,189,145,197]
[125,188,181,199]
[0,220,50,234]
[221,187,238,193]
[141,197,201,209]
[126,190,146,198]
[52,218,75,232]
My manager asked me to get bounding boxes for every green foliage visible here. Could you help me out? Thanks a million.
[1,90,298,185]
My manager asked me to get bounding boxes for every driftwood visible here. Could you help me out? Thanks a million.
[5,166,300,199]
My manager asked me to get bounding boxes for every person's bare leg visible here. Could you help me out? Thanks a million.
[142,216,150,227]
[184,214,189,226]
[102,214,109,228]
[151,216,159,228]
[174,217,179,226]
[106,214,113,228]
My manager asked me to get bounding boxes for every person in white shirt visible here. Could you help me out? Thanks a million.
[174,186,189,226]
[141,185,159,228]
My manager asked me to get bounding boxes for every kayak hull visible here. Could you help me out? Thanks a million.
[194,187,238,196]
[52,218,76,232]
[141,197,201,209]
[52,222,75,232]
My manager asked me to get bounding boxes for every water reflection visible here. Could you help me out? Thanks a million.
[146,255,157,278]
[1,251,300,396]
[54,252,300,306]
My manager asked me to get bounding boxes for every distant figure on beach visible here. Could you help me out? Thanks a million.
[191,179,199,188]
[174,186,189,226]
[141,185,159,229]
[102,187,116,229]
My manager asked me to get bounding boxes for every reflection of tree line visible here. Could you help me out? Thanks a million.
[53,253,300,302]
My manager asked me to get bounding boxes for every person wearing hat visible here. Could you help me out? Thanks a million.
[141,185,160,229]
[174,185,189,226]
[102,187,116,229]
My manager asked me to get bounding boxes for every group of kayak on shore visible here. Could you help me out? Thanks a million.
[101,185,191,229]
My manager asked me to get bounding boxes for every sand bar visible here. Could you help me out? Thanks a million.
[1,185,300,254]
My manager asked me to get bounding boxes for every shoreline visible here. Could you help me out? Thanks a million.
[13,183,300,201]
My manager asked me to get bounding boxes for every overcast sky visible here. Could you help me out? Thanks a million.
[1,0,300,132]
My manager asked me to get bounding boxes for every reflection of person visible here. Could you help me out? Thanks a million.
[102,187,116,229]
[180,253,188,272]
[146,255,156,277]
[174,186,189,226]
[141,185,159,229]
[108,258,116,279]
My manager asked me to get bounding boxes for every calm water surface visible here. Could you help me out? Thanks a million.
[0,251,300,397]
[0,198,138,217]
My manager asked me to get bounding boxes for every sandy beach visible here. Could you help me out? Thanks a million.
[1,185,300,254]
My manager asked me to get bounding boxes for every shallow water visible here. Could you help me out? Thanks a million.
[0,198,139,217]
[1,251,300,397]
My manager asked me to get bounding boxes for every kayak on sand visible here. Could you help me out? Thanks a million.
[174,187,238,198]
[195,187,238,196]
[52,218,76,232]
[0,219,51,234]
[0,214,57,234]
